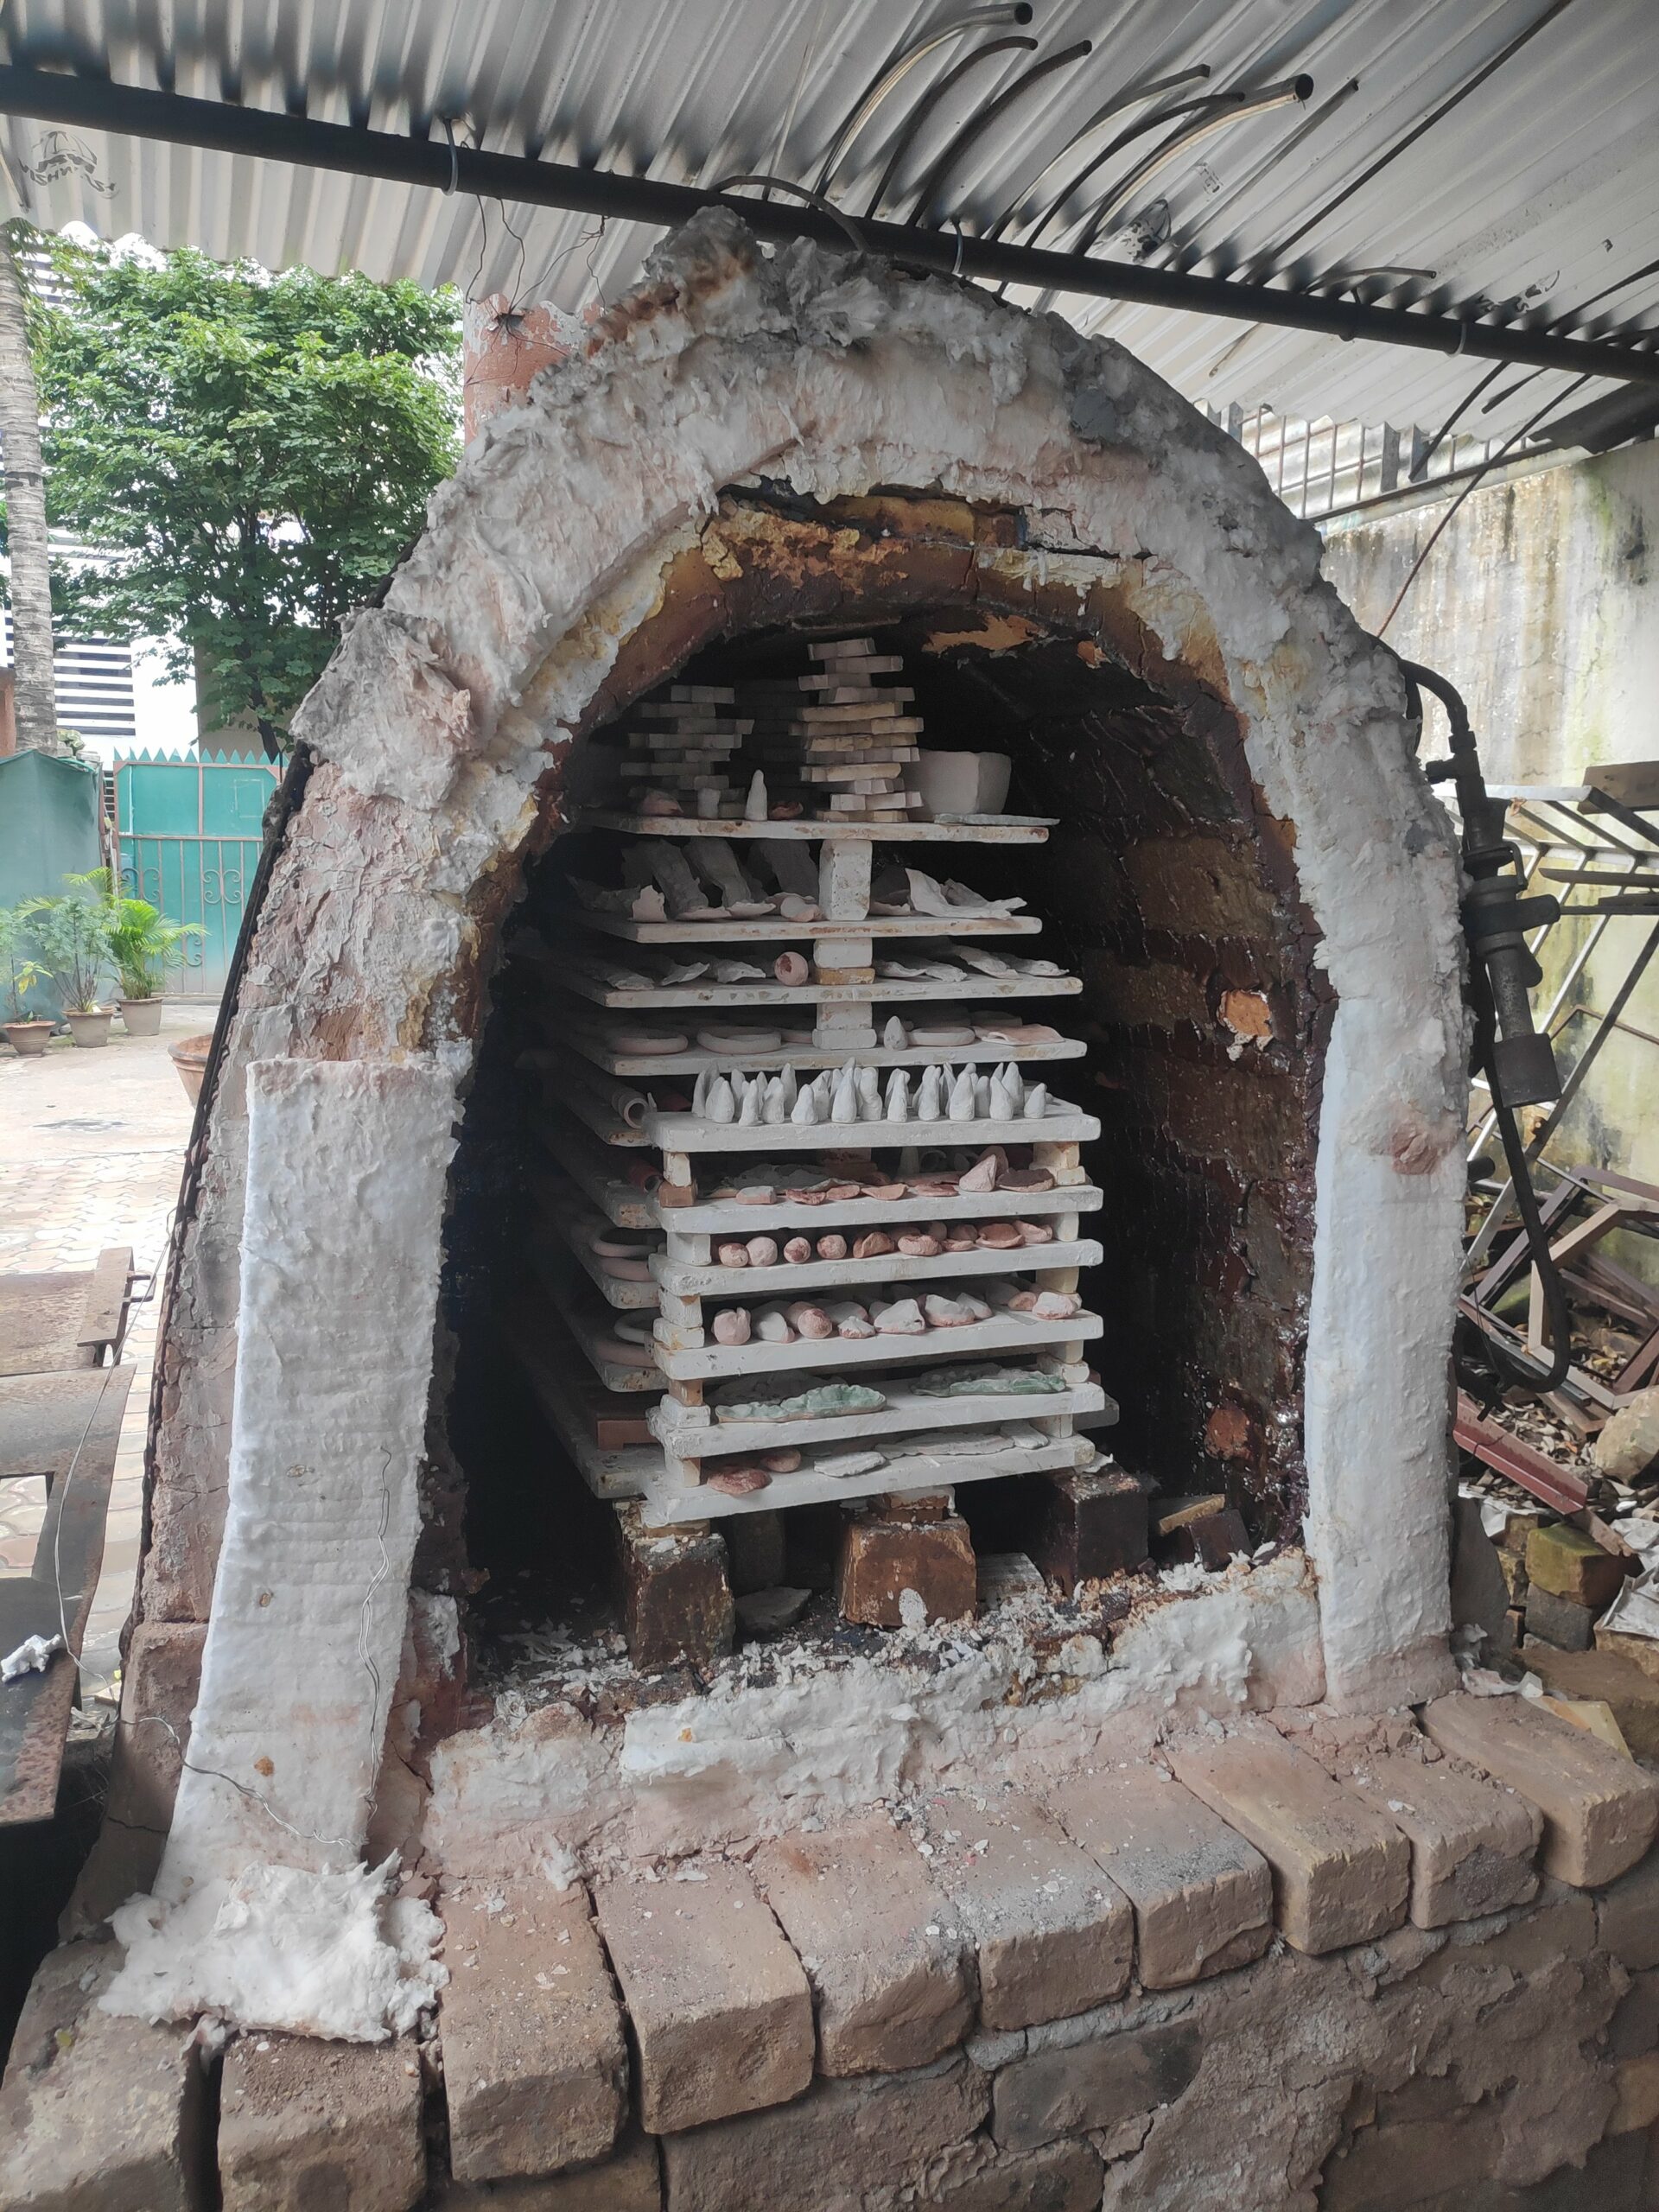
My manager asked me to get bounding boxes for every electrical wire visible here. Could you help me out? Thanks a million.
[903,41,1094,228]
[1376,376,1592,635]
[860,35,1038,220]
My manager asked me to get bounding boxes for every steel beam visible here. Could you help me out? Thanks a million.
[2,67,1658,385]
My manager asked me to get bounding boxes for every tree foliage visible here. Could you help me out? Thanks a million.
[26,237,459,752]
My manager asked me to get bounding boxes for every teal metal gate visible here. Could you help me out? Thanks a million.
[112,750,280,995]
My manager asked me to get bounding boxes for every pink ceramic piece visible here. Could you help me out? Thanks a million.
[976,1223,1023,1250]
[1031,1290,1080,1319]
[709,1464,772,1496]
[943,1230,978,1253]
[872,1298,926,1335]
[760,1450,802,1474]
[816,1233,849,1261]
[712,1308,752,1345]
[1016,1220,1054,1246]
[997,1167,1055,1192]
[896,1233,941,1258]
[958,1153,1000,1194]
[784,1237,812,1264]
[716,1242,752,1268]
[774,951,810,986]
[785,1302,834,1339]
[746,1236,779,1268]
[852,1230,894,1260]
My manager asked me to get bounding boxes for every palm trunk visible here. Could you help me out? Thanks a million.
[0,226,57,754]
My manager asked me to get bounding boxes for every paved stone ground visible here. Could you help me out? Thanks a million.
[0,1005,210,1685]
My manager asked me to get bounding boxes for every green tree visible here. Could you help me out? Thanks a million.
[29,238,459,758]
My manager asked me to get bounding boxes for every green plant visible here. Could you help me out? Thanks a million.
[0,905,46,1021]
[16,869,115,1013]
[89,872,203,998]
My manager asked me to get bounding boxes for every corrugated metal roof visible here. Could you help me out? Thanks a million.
[0,0,1653,443]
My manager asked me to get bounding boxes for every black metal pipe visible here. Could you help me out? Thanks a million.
[3,65,1658,385]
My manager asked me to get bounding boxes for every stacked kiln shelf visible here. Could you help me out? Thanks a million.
[527,802,1113,1527]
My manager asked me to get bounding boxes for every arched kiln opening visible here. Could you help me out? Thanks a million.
[434,488,1324,1678]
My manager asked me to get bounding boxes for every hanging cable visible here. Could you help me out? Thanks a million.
[1071,76,1313,257]
[906,40,1094,226]
[860,35,1038,219]
[982,65,1211,243]
[814,5,1033,197]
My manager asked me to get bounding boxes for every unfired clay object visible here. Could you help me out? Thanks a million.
[755,1306,797,1344]
[785,1301,834,1339]
[747,1237,779,1268]
[713,1308,752,1344]
[774,951,810,986]
[897,1233,942,1258]
[873,1297,925,1335]
[716,1242,751,1268]
[817,1234,849,1261]
[827,1301,874,1338]
[853,1231,894,1259]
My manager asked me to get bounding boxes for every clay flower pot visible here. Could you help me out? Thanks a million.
[168,1033,214,1104]
[65,1008,114,1048]
[3,1020,54,1057]
[118,996,165,1037]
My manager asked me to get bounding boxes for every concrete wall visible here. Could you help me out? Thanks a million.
[1324,440,1659,1236]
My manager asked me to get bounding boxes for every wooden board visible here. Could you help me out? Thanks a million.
[541,1276,666,1395]
[532,1212,661,1310]
[556,970,1083,1011]
[652,1376,1109,1459]
[643,1103,1099,1153]
[652,1306,1102,1382]
[549,1032,1088,1078]
[578,810,1055,843]
[651,1182,1105,1235]
[566,909,1041,944]
[652,1236,1103,1299]
[641,1433,1095,1524]
[77,1247,135,1352]
[531,1116,656,1228]
[0,1278,98,1379]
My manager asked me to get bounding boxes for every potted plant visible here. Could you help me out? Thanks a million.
[106,886,203,1035]
[0,906,52,1055]
[16,872,117,1046]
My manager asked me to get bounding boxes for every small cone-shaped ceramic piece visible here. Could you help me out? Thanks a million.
[948,1067,978,1122]
[974,1075,994,1117]
[830,1063,859,1123]
[763,1076,787,1123]
[884,1070,911,1121]
[692,1068,711,1116]
[882,1014,908,1049]
[707,1075,736,1123]
[856,1067,882,1121]
[745,770,768,821]
[737,1077,763,1125]
[1025,1083,1048,1121]
[779,1065,798,1114]
[791,1083,821,1125]
[918,1065,944,1121]
[988,1072,1017,1120]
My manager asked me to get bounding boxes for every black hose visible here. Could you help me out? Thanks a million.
[1395,656,1572,1392]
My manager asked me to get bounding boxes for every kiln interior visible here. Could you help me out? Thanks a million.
[438,588,1324,1674]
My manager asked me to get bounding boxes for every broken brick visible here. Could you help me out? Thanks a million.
[837,1510,976,1626]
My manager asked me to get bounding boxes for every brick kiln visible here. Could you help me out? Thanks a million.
[14,213,1659,2211]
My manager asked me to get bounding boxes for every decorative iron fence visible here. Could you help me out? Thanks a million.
[112,749,280,995]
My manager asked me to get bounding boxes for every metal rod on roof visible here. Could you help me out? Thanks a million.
[2,67,1657,387]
